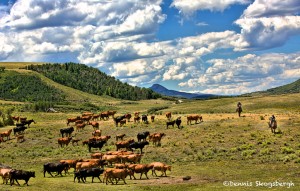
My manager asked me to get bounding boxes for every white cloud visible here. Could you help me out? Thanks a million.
[178,52,300,95]
[242,0,300,18]
[171,0,250,15]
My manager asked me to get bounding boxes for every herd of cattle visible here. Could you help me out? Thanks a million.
[0,111,204,186]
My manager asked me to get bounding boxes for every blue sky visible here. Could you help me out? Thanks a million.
[0,0,299,95]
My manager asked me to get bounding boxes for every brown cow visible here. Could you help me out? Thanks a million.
[76,161,100,171]
[92,130,102,137]
[119,119,126,127]
[104,168,130,185]
[107,110,117,118]
[116,139,134,151]
[151,115,155,122]
[127,164,152,179]
[81,115,92,123]
[92,114,101,121]
[134,116,140,123]
[149,162,171,177]
[120,154,143,164]
[115,134,126,141]
[0,129,12,141]
[102,155,121,166]
[88,121,99,130]
[58,137,72,147]
[75,123,86,131]
[67,116,80,126]
[187,114,203,125]
[12,116,20,122]
[149,133,166,146]
[60,159,78,173]
[0,168,12,184]
[100,112,109,120]
[124,113,132,122]
[91,153,104,159]
[16,135,25,143]
[165,112,172,120]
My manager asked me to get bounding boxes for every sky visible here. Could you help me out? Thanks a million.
[0,0,300,95]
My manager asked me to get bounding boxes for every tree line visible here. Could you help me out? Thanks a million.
[27,63,161,100]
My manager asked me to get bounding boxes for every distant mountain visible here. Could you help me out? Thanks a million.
[243,78,300,96]
[149,84,216,99]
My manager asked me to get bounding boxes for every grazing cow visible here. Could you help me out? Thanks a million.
[175,117,182,129]
[124,113,132,122]
[134,116,141,123]
[187,114,203,125]
[141,114,148,123]
[166,120,176,129]
[116,139,134,151]
[100,112,109,120]
[12,116,20,122]
[22,119,36,127]
[119,119,126,127]
[129,141,149,154]
[149,133,166,146]
[116,134,126,141]
[113,115,126,127]
[71,138,81,146]
[74,168,104,183]
[104,168,130,185]
[91,153,104,159]
[60,127,74,138]
[127,164,152,179]
[88,121,99,130]
[58,137,72,147]
[108,110,117,118]
[82,112,93,117]
[88,140,107,152]
[137,131,150,142]
[0,168,12,184]
[75,123,86,131]
[149,162,171,177]
[92,114,101,121]
[13,125,27,135]
[16,135,25,143]
[43,162,68,177]
[10,169,35,186]
[19,117,27,122]
[0,129,13,141]
[92,130,102,137]
[151,115,155,122]
[165,112,172,120]
[81,115,93,123]
[67,116,80,125]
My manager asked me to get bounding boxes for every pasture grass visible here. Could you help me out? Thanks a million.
[0,98,300,191]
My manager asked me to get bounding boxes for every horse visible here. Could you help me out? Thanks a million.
[236,106,242,117]
[268,119,277,134]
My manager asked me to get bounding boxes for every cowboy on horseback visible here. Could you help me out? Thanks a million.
[236,102,242,117]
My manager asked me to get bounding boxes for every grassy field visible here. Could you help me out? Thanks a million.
[0,62,300,190]
[0,93,300,191]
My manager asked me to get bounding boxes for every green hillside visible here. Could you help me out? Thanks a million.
[27,63,161,101]
[244,78,300,96]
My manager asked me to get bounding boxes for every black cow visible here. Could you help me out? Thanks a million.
[129,141,149,153]
[88,140,107,152]
[74,168,104,183]
[10,169,35,186]
[22,119,36,127]
[60,127,74,138]
[113,115,126,127]
[137,131,150,142]
[43,162,69,177]
[175,117,182,129]
[13,126,27,135]
[141,114,148,123]
[166,120,175,129]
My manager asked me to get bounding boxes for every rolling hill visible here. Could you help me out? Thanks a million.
[243,78,300,96]
[150,84,216,99]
